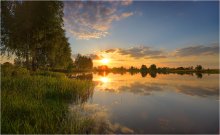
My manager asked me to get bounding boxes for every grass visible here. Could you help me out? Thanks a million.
[1,71,95,134]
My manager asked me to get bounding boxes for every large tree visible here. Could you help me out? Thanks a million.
[1,1,73,70]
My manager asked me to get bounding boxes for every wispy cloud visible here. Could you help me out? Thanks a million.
[175,85,219,97]
[89,54,103,60]
[174,43,219,57]
[64,1,133,40]
[119,82,163,95]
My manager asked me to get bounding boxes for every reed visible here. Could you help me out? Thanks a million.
[1,73,94,134]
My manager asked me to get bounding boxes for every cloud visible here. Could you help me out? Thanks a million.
[174,43,219,57]
[120,0,133,6]
[102,48,118,53]
[175,85,219,97]
[95,79,219,98]
[118,82,163,95]
[64,1,133,40]
[117,46,167,59]
[89,54,102,60]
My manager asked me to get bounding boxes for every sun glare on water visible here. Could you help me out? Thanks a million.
[100,77,110,83]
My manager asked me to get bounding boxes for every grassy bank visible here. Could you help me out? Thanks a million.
[1,70,95,133]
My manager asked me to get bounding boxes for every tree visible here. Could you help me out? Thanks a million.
[75,54,93,70]
[97,65,108,71]
[195,65,203,71]
[149,64,157,71]
[129,66,135,71]
[1,1,72,70]
[140,65,147,71]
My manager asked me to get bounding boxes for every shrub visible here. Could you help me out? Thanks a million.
[1,62,15,76]
[12,67,30,76]
[195,65,203,71]
[1,62,30,77]
[33,70,66,78]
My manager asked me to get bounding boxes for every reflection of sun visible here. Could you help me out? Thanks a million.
[100,77,110,83]
[101,58,110,64]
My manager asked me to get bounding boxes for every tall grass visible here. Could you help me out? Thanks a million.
[1,73,94,133]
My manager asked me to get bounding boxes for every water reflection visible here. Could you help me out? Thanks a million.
[69,103,134,134]
[195,72,203,78]
[94,70,203,77]
[149,71,157,78]
[100,77,110,83]
[71,72,219,133]
[93,73,219,98]
[68,73,93,80]
[140,71,147,77]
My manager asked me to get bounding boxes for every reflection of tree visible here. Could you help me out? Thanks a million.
[195,72,203,78]
[120,72,126,75]
[98,71,109,76]
[76,73,93,80]
[140,71,147,77]
[176,72,184,75]
[68,73,93,81]
[78,86,94,104]
[149,72,157,78]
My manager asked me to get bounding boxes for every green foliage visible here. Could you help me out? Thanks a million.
[149,64,157,71]
[140,65,147,71]
[1,75,94,134]
[12,67,30,77]
[33,70,66,78]
[1,62,29,77]
[67,62,74,73]
[195,65,203,71]
[1,62,14,76]
[75,54,93,70]
[1,1,73,70]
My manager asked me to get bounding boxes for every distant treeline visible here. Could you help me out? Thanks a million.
[93,64,219,74]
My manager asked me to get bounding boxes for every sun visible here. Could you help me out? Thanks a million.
[101,58,110,64]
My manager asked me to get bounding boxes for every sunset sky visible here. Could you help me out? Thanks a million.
[1,1,219,68]
[64,1,219,68]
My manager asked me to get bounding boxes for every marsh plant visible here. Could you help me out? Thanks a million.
[1,67,94,133]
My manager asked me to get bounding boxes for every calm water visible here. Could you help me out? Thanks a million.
[71,72,219,134]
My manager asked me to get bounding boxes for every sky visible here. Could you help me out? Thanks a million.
[2,1,219,68]
[63,1,219,68]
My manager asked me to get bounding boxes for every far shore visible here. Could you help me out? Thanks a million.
[51,68,220,74]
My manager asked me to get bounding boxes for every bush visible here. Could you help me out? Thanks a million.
[1,62,30,77]
[12,67,30,76]
[33,70,66,78]
[195,65,203,71]
[1,62,15,76]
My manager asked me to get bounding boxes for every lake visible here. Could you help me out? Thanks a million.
[70,72,219,134]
